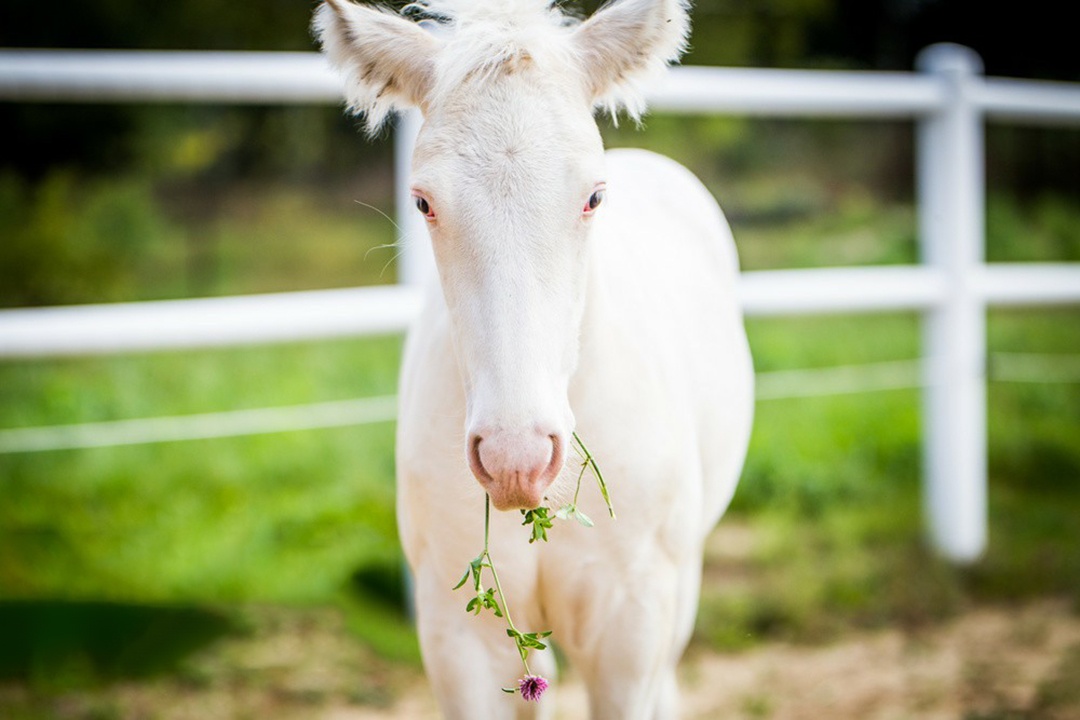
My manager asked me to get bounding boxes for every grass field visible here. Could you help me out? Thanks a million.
[1,170,1078,717]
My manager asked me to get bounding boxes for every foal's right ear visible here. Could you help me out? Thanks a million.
[570,0,690,120]
[313,0,440,132]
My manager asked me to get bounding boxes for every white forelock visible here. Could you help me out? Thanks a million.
[410,0,580,108]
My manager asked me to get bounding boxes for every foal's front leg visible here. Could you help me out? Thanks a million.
[565,557,689,720]
[569,542,706,720]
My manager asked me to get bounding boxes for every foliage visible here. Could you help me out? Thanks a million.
[0,171,398,308]
[987,193,1080,264]
[0,172,177,307]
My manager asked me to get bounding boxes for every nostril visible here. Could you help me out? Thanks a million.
[544,433,566,481]
[468,433,492,485]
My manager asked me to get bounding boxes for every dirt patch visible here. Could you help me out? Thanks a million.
[681,599,1080,720]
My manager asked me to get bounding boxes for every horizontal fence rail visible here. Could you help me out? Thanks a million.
[5,265,1080,358]
[5,49,1080,120]
[1,47,1079,562]
[0,51,341,103]
[0,286,423,357]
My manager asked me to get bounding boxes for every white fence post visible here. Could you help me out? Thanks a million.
[394,109,434,287]
[916,44,988,563]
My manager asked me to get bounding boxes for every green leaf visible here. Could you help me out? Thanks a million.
[481,588,503,618]
[519,632,549,650]
[520,506,554,543]
[452,566,471,590]
[508,628,551,651]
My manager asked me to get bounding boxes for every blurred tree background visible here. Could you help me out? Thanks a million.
[1,1,1079,718]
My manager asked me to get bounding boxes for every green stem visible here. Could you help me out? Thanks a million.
[572,460,587,507]
[572,431,615,519]
[483,492,491,554]
[482,496,531,674]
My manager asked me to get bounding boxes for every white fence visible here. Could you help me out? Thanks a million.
[2,46,1080,562]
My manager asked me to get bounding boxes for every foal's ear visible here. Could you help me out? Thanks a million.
[570,0,690,119]
[313,0,440,132]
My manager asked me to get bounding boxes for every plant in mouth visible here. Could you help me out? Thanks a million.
[453,431,613,701]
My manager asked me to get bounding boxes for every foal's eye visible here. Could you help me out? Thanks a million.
[414,194,435,220]
[583,187,605,215]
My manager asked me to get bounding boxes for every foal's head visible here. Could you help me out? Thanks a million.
[316,0,689,510]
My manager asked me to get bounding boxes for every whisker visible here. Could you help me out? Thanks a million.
[380,244,408,280]
[364,242,401,262]
[353,199,404,234]
[350,199,426,280]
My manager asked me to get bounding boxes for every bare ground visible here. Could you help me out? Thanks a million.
[4,599,1078,720]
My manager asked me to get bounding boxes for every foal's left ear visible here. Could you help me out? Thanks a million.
[313,0,440,132]
[570,0,690,119]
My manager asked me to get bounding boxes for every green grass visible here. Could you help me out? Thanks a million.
[0,337,404,604]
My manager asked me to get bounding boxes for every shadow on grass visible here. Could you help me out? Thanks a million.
[341,557,422,666]
[0,601,233,689]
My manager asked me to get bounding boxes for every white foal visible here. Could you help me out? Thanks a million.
[315,1,754,717]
